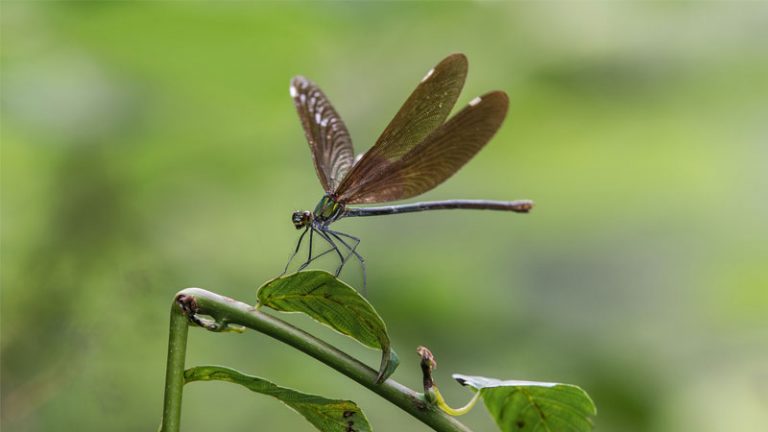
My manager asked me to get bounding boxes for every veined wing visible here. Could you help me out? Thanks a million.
[290,76,355,193]
[337,91,509,204]
[334,53,468,199]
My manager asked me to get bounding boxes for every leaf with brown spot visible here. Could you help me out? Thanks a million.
[185,366,372,432]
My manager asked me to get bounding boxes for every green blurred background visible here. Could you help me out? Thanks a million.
[2,2,767,431]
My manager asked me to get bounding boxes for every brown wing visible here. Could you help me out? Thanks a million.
[336,91,509,204]
[333,53,468,197]
[290,76,355,193]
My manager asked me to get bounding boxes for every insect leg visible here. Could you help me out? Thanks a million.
[329,230,362,255]
[314,229,345,275]
[295,227,315,271]
[297,227,344,271]
[328,230,363,267]
[282,225,310,275]
[297,246,337,271]
[297,228,330,271]
[327,230,367,293]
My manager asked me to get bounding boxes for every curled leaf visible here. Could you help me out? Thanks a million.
[257,271,396,382]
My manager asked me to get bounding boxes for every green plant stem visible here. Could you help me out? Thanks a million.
[170,287,473,432]
[160,299,189,432]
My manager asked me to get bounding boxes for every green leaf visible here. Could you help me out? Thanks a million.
[185,366,371,432]
[257,271,397,382]
[453,374,596,432]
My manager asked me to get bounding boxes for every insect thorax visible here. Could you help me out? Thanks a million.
[313,194,344,224]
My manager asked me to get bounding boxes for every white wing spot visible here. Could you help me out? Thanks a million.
[421,68,435,82]
[289,85,298,98]
[469,96,482,107]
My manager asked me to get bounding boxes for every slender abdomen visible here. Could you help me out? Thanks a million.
[342,199,533,218]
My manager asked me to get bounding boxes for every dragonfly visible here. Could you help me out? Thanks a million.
[284,53,533,286]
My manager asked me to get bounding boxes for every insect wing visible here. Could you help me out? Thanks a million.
[334,53,468,199]
[290,76,355,192]
[338,91,509,204]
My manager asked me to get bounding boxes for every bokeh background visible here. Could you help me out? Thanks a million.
[2,2,767,431]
